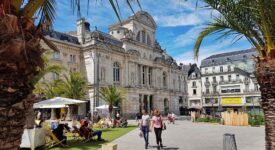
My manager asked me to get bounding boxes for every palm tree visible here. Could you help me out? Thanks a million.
[194,1,275,149]
[99,85,125,118]
[0,0,137,148]
[57,72,87,100]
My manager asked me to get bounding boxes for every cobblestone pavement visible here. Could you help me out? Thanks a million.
[111,120,264,150]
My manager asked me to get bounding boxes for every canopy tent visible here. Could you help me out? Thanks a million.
[33,97,87,109]
[95,105,118,110]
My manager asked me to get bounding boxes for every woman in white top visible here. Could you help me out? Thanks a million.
[140,109,150,149]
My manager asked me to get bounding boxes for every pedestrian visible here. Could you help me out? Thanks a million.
[140,110,150,149]
[171,112,176,124]
[167,112,172,124]
[150,109,164,149]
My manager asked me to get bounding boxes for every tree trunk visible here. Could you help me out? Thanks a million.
[0,13,44,149]
[0,94,34,149]
[255,59,275,150]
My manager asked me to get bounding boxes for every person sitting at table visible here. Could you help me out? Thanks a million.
[52,124,70,146]
[80,118,104,141]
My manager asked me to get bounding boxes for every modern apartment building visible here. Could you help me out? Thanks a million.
[200,49,261,114]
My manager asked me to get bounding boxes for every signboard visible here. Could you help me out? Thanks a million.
[221,97,242,105]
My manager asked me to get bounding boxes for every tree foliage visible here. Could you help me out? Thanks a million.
[194,0,275,60]
[99,85,125,116]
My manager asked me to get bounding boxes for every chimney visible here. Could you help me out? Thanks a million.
[77,18,85,44]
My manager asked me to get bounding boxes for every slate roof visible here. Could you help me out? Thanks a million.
[45,31,80,45]
[201,48,258,67]
[90,30,123,47]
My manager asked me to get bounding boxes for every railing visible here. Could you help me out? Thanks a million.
[219,79,243,85]
[212,80,218,85]
[192,85,197,88]
[202,91,219,96]
[205,81,210,86]
[243,89,261,94]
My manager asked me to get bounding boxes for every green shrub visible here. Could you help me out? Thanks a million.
[195,117,220,123]
[249,113,264,126]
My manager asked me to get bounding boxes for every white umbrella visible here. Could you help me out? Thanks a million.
[95,104,118,110]
[33,97,87,109]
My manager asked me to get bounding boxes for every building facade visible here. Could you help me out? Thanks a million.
[43,11,188,117]
[187,64,202,111]
[200,49,261,114]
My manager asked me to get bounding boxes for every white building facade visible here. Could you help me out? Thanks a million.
[199,49,261,114]
[73,11,188,117]
[187,64,202,111]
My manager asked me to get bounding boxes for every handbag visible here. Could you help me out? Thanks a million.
[139,130,143,138]
[162,122,166,130]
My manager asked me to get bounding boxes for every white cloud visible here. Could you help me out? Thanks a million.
[154,13,202,27]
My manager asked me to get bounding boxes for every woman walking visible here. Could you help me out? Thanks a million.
[140,110,150,149]
[151,109,164,149]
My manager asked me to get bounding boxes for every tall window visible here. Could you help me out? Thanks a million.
[220,76,224,82]
[148,67,152,85]
[136,31,141,41]
[206,77,209,82]
[53,51,60,60]
[228,75,232,82]
[236,74,240,80]
[147,35,151,46]
[193,89,197,95]
[228,65,231,72]
[220,66,223,72]
[213,76,216,82]
[206,88,210,94]
[192,81,196,87]
[205,68,208,74]
[113,62,120,83]
[141,31,146,43]
[212,67,215,73]
[178,76,181,91]
[254,84,259,91]
[142,66,146,85]
[163,72,167,87]
[213,86,217,92]
[69,54,76,63]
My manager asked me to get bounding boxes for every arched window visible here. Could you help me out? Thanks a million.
[141,30,146,43]
[136,31,141,41]
[147,34,151,46]
[113,62,120,83]
[192,81,196,87]
[163,72,167,87]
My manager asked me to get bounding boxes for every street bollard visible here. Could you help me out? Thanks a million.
[223,133,237,150]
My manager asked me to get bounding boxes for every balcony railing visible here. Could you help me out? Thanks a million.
[192,85,197,88]
[202,91,219,96]
[212,80,218,85]
[205,81,210,86]
[219,79,243,85]
[243,89,261,94]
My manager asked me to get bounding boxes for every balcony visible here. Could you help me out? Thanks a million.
[219,79,243,85]
[204,81,210,86]
[243,89,261,94]
[212,80,218,85]
[244,79,250,84]
[192,85,197,88]
[202,91,219,97]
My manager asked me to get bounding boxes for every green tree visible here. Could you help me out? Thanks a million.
[194,1,275,149]
[99,85,125,118]
[57,72,87,100]
[0,0,135,148]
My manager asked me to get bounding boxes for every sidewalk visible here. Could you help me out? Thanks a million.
[111,120,264,150]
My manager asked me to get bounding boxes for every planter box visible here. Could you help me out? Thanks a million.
[20,128,46,150]
[102,143,118,150]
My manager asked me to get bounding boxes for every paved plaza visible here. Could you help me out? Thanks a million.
[112,121,264,150]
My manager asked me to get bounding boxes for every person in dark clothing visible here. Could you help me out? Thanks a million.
[52,124,70,145]
[80,118,104,141]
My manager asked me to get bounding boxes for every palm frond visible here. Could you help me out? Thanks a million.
[36,0,56,30]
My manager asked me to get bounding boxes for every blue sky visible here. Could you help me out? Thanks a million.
[53,0,252,65]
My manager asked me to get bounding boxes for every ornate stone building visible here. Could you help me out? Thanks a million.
[44,11,188,117]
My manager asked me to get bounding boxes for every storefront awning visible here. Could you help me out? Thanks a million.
[33,97,87,109]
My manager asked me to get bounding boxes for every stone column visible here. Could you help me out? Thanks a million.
[50,108,57,120]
